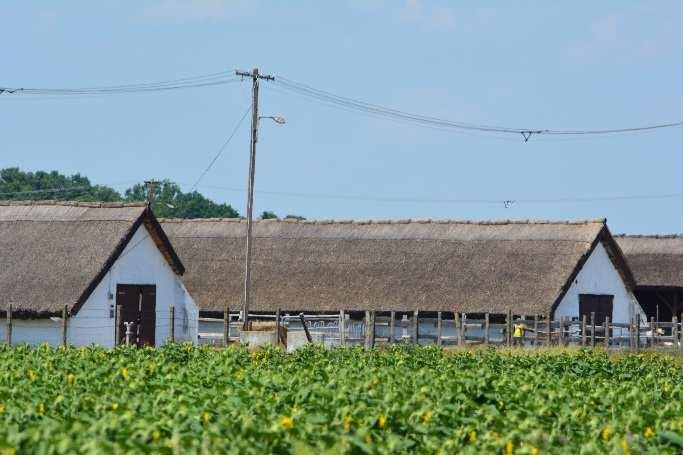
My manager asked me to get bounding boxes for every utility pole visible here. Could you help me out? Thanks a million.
[235,68,275,331]
[144,179,159,210]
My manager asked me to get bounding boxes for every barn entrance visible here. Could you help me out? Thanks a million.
[579,294,614,324]
[116,284,156,347]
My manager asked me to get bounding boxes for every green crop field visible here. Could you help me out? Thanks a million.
[0,344,682,454]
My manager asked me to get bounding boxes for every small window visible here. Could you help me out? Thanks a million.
[579,294,614,324]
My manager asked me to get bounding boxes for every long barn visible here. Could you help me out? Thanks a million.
[161,218,645,330]
[0,201,198,346]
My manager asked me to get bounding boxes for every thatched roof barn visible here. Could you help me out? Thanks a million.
[162,218,639,321]
[615,235,683,321]
[0,201,197,347]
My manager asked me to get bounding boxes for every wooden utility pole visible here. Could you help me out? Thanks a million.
[235,68,275,331]
[144,180,160,209]
[62,305,69,347]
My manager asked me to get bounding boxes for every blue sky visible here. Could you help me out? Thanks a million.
[2,1,682,234]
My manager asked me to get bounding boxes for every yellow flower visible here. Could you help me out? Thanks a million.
[664,383,670,394]
[201,412,210,425]
[505,440,514,455]
[371,377,380,387]
[280,416,294,430]
[7,448,16,455]
[120,368,129,381]
[422,410,433,424]
[530,447,538,455]
[378,415,387,429]
[27,370,37,382]
[0,403,5,414]
[66,373,75,386]
[468,430,477,443]
[601,427,611,441]
[111,403,119,411]
[43,342,50,351]
[343,415,353,432]
[38,402,45,416]
[621,438,630,455]
[151,430,161,442]
[644,427,655,439]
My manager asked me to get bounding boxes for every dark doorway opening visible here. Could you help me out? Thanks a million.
[116,284,156,347]
[579,294,614,324]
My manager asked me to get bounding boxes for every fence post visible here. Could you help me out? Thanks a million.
[604,316,610,349]
[62,305,68,347]
[461,313,467,346]
[532,315,538,347]
[590,312,596,347]
[455,312,461,346]
[650,316,656,348]
[6,304,12,346]
[364,311,371,349]
[581,315,586,347]
[388,311,395,344]
[223,306,230,346]
[436,311,442,346]
[635,317,640,352]
[484,313,490,346]
[275,308,281,347]
[299,313,312,343]
[559,316,565,346]
[506,310,512,347]
[369,311,376,349]
[674,316,680,351]
[115,303,121,347]
[169,305,175,343]
[339,310,346,346]
[412,310,419,344]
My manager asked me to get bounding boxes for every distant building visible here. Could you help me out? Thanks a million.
[615,235,683,322]
[0,201,198,346]
[162,218,643,330]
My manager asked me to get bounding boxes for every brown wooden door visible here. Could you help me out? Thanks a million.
[579,294,614,324]
[117,284,156,347]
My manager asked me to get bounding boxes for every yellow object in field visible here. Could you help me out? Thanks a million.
[513,323,525,338]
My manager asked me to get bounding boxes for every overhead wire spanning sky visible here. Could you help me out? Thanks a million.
[1,2,682,233]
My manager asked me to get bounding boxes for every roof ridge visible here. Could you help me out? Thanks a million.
[160,217,606,225]
[0,200,148,208]
[615,234,683,239]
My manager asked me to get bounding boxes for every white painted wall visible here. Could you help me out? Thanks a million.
[554,242,645,324]
[0,224,198,347]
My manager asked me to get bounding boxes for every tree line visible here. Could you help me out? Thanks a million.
[0,168,304,220]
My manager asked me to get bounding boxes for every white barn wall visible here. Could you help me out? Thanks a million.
[1,225,198,347]
[554,242,641,323]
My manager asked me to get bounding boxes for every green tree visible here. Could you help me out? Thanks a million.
[124,180,239,219]
[260,211,278,220]
[0,167,121,202]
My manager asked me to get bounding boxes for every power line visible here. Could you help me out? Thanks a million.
[189,105,252,192]
[271,76,683,140]
[194,183,683,207]
[0,71,241,97]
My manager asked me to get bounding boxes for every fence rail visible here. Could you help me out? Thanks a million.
[197,309,683,352]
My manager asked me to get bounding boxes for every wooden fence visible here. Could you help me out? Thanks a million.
[199,308,683,351]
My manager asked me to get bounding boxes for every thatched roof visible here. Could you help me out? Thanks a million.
[615,235,683,288]
[0,201,184,316]
[161,218,631,315]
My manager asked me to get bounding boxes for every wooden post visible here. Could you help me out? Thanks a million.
[168,305,175,343]
[299,313,312,343]
[461,313,467,346]
[581,315,587,347]
[275,308,281,347]
[532,315,538,347]
[388,311,395,345]
[559,316,565,346]
[369,310,376,349]
[545,314,550,346]
[339,310,346,347]
[635,317,640,352]
[223,305,230,346]
[650,316,656,348]
[364,311,374,349]
[62,305,68,347]
[506,309,512,347]
[115,304,121,347]
[590,312,596,348]
[484,313,490,346]
[412,310,419,344]
[674,316,680,350]
[6,304,12,346]
[436,311,442,346]
[455,312,462,346]
[604,316,610,349]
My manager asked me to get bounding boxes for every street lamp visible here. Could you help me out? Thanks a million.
[259,115,286,125]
